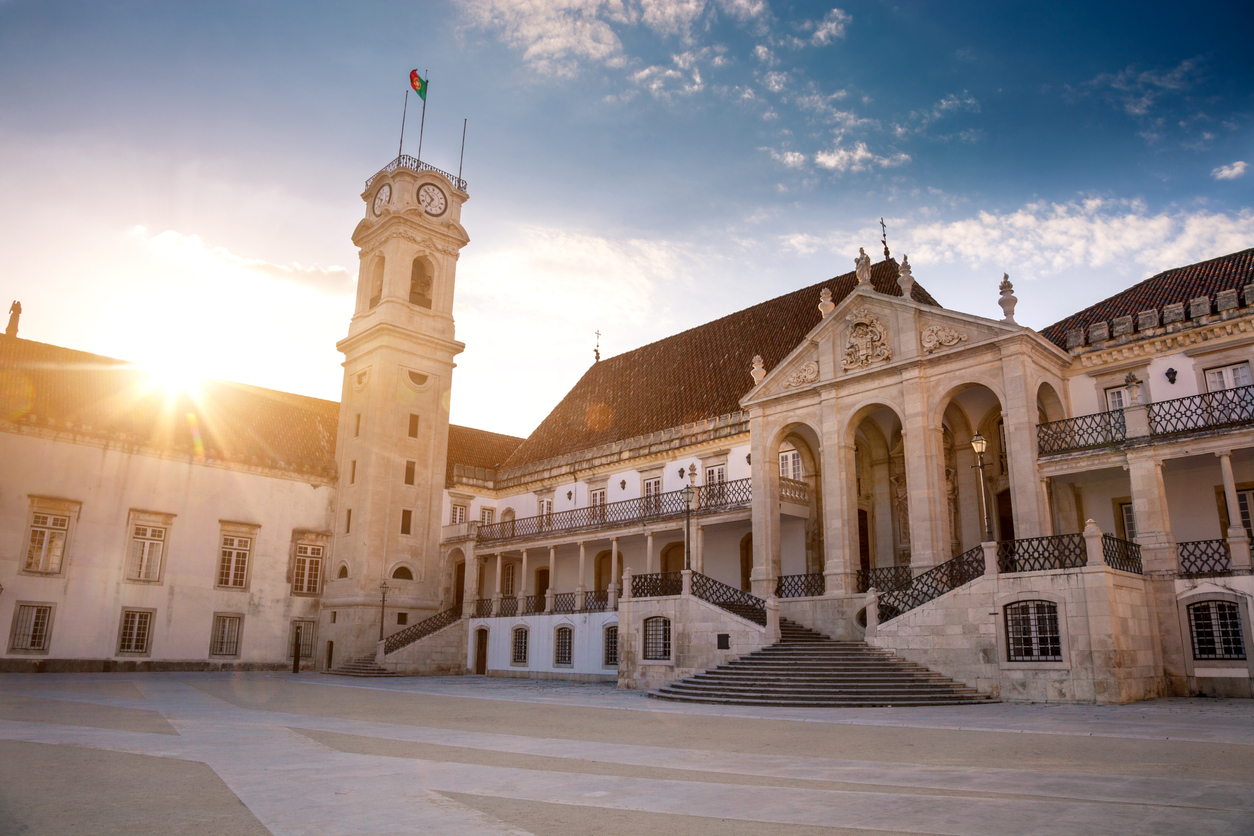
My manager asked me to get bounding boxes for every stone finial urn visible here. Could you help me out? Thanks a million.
[818,288,835,318]
[998,273,1018,324]
[750,355,766,385]
[898,256,915,299]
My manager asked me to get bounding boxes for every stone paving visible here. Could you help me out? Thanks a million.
[0,672,1251,835]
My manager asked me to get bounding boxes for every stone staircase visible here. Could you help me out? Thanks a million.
[324,654,407,678]
[649,618,996,707]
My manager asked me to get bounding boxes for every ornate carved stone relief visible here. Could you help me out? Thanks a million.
[920,324,969,355]
[841,309,892,370]
[784,360,819,388]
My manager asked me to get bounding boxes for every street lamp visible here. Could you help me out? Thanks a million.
[971,432,993,542]
[378,581,390,641]
[680,483,696,571]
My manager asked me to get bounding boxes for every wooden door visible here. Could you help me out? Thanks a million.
[453,562,466,612]
[996,490,1015,542]
[474,629,488,675]
[534,568,550,599]
[858,509,871,573]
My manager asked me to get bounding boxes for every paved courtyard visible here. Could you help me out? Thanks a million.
[0,672,1251,835]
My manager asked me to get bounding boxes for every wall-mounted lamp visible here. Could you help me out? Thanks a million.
[619,479,626,490]
[566,490,573,500]
[677,468,685,478]
[1166,368,1178,384]
[746,454,751,464]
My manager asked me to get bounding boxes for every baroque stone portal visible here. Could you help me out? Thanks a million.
[842,309,892,370]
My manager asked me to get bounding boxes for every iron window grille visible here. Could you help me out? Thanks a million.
[210,615,242,656]
[554,626,573,666]
[293,544,323,593]
[10,605,52,652]
[1188,601,1246,661]
[128,525,165,581]
[290,621,316,659]
[218,535,251,588]
[511,627,528,665]
[118,610,153,654]
[1005,600,1063,662]
[25,513,68,573]
[643,616,671,660]
[604,625,619,666]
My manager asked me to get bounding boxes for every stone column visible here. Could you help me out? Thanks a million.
[749,412,781,597]
[621,568,633,601]
[464,554,482,617]
[608,537,620,609]
[546,546,556,612]
[576,541,587,610]
[1083,519,1104,568]
[694,525,705,575]
[901,366,947,571]
[645,531,654,574]
[1127,453,1177,574]
[999,347,1049,539]
[1217,451,1253,572]
[491,552,503,616]
[520,549,529,598]
[819,390,852,596]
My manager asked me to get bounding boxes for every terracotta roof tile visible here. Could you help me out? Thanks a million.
[445,424,525,487]
[1040,247,1254,348]
[503,259,938,468]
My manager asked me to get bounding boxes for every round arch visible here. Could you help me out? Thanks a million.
[1036,381,1066,424]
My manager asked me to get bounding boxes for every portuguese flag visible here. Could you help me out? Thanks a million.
[410,70,427,100]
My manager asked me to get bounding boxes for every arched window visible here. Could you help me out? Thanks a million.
[511,627,528,665]
[643,616,671,660]
[368,257,385,309]
[1188,601,1246,661]
[554,625,573,666]
[391,566,414,581]
[410,256,433,309]
[337,565,349,579]
[1004,600,1061,661]
[603,625,619,667]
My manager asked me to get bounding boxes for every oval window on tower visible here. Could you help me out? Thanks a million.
[405,369,431,392]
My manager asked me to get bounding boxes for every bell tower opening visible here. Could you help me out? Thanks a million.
[368,256,385,309]
[410,256,434,309]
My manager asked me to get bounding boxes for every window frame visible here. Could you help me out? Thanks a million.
[116,608,156,656]
[400,509,413,536]
[8,601,56,654]
[1204,361,1253,392]
[404,460,416,485]
[292,542,324,595]
[642,616,672,662]
[125,510,174,585]
[779,449,802,481]
[1187,600,1247,661]
[450,505,467,525]
[1003,600,1063,662]
[216,526,257,590]
[994,592,1071,671]
[1176,591,1254,680]
[603,624,619,667]
[511,626,529,666]
[21,498,80,577]
[480,507,495,525]
[209,613,244,658]
[407,414,420,438]
[554,625,574,667]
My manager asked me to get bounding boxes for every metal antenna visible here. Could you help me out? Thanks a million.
[457,118,467,182]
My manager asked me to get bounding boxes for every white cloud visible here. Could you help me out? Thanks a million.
[753,44,777,65]
[1213,161,1248,181]
[1089,58,1201,117]
[814,141,909,173]
[461,0,631,77]
[893,91,979,138]
[761,71,788,92]
[762,147,806,168]
[806,8,851,46]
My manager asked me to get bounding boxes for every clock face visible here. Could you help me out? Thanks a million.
[417,184,447,216]
[372,184,391,216]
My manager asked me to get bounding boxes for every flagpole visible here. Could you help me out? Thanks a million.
[416,70,428,162]
[398,89,409,160]
[457,118,467,182]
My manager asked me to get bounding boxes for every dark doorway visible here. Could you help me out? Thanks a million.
[325,640,334,671]
[858,509,871,573]
[453,562,465,613]
[534,567,550,599]
[996,490,1015,542]
[474,628,488,675]
[739,533,753,592]
[660,542,685,573]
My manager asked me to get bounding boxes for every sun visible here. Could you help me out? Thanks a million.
[140,355,208,399]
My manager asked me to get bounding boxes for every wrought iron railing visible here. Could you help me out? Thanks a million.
[997,534,1086,573]
[584,589,611,612]
[1178,539,1233,578]
[775,573,825,598]
[632,571,683,598]
[522,594,546,614]
[472,598,493,618]
[878,546,985,622]
[1102,534,1143,574]
[855,566,913,594]
[365,154,468,192]
[691,572,767,626]
[497,596,518,618]
[1148,385,1254,436]
[552,592,577,614]
[383,604,462,655]
[1037,410,1126,454]
[779,477,810,504]
[476,478,752,544]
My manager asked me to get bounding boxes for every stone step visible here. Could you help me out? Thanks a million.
[649,692,995,707]
[323,655,408,678]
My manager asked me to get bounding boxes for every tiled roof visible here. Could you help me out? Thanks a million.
[502,259,938,468]
[446,424,525,487]
[1040,247,1254,348]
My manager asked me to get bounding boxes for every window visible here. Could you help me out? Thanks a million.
[604,625,619,666]
[218,535,251,588]
[590,488,607,505]
[706,465,726,484]
[1237,490,1254,540]
[289,620,316,660]
[125,525,166,582]
[210,615,242,656]
[554,625,573,666]
[643,476,662,513]
[345,509,352,533]
[512,627,528,665]
[293,544,323,594]
[538,498,553,528]
[1119,502,1138,543]
[705,464,727,503]
[480,507,495,525]
[397,612,408,625]
[331,611,337,623]
[350,460,356,484]
[408,414,420,438]
[590,488,606,522]
[410,257,434,308]
[400,509,413,535]
[1188,601,1246,660]
[354,413,361,437]
[118,609,154,655]
[502,563,516,596]
[1004,601,1062,662]
[779,450,801,481]
[450,505,467,525]
[643,616,671,660]
[392,566,413,580]
[9,604,53,652]
[1105,386,1130,411]
[25,513,68,573]
[1205,362,1253,392]
[404,461,415,485]
[337,565,349,579]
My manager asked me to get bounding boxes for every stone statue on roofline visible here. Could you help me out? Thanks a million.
[854,248,872,287]
[5,301,19,339]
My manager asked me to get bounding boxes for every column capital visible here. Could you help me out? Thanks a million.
[1214,450,1234,460]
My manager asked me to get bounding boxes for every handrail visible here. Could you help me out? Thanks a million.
[584,589,611,612]
[1148,384,1254,436]
[779,477,810,504]
[383,603,462,655]
[1178,539,1232,578]
[1037,410,1126,455]
[552,592,577,614]
[365,154,468,192]
[997,533,1086,573]
[632,572,683,598]
[472,598,493,618]
[878,546,985,623]
[691,572,766,626]
[1101,534,1143,574]
[854,566,913,594]
[775,573,825,598]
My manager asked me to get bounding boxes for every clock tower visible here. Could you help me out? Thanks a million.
[321,159,469,664]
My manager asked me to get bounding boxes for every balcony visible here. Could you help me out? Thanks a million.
[1037,411,1126,454]
[364,154,468,192]
[476,478,758,545]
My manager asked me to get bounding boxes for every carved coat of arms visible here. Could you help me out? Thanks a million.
[842,309,892,370]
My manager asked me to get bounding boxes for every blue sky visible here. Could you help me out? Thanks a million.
[1,0,1251,436]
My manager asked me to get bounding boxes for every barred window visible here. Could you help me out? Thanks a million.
[293,545,323,593]
[1005,600,1062,662]
[512,627,528,665]
[604,625,619,666]
[118,610,153,654]
[554,625,573,666]
[128,525,165,581]
[218,535,251,587]
[210,615,241,656]
[289,620,316,659]
[643,616,671,660]
[1188,601,1246,661]
[26,513,68,573]
[10,605,52,652]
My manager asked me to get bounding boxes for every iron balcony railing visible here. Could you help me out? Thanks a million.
[779,477,809,504]
[1178,539,1233,578]
[497,596,518,618]
[997,533,1087,573]
[1102,534,1143,574]
[552,592,577,614]
[472,598,493,619]
[364,154,468,192]
[691,572,767,626]
[632,571,684,598]
[1037,410,1126,455]
[854,566,913,594]
[584,590,611,613]
[476,478,754,544]
[1148,385,1254,436]
[382,603,462,655]
[522,594,546,614]
[776,572,825,598]
[878,546,985,623]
